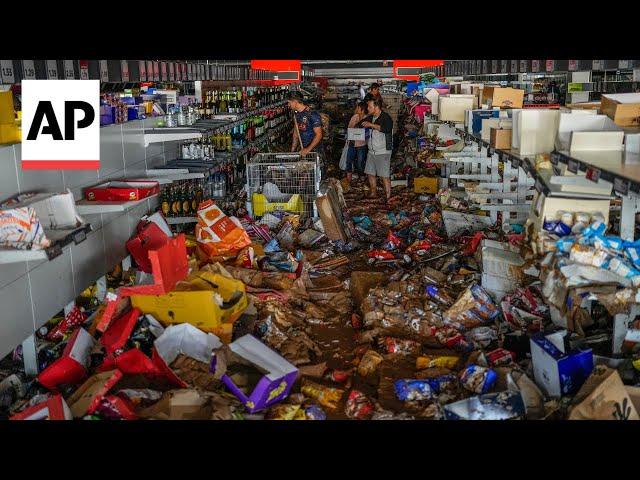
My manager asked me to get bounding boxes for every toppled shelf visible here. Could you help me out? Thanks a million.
[75,194,158,214]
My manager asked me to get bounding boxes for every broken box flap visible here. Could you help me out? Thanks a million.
[10,394,73,420]
[66,369,123,418]
[228,334,298,380]
[154,323,222,366]
[120,233,189,296]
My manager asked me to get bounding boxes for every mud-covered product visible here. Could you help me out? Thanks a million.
[444,391,526,420]
[345,390,374,419]
[422,374,458,393]
[460,365,497,394]
[305,404,327,420]
[382,337,422,355]
[425,285,454,306]
[301,379,344,410]
[394,379,434,401]
[486,348,516,367]
[357,350,384,376]
[416,355,460,370]
[443,284,499,330]
[435,327,474,352]
[328,370,350,383]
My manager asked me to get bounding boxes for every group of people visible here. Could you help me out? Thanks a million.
[286,82,394,203]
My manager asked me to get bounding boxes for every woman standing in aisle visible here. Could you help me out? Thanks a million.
[344,101,369,184]
[361,97,393,202]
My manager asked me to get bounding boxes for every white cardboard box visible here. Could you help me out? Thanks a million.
[511,109,560,156]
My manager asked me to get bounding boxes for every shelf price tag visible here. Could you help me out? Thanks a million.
[79,60,89,80]
[546,60,555,72]
[510,60,518,72]
[63,60,75,79]
[531,60,540,72]
[568,60,578,71]
[139,60,147,81]
[619,60,630,69]
[491,59,498,73]
[550,152,560,165]
[520,59,527,72]
[99,60,109,82]
[592,60,603,70]
[121,60,130,82]
[146,60,153,81]
[169,62,175,81]
[500,59,508,73]
[47,60,59,79]
[1,59,15,84]
[152,62,159,81]
[22,60,36,80]
[567,159,579,174]
[614,177,630,196]
[585,167,601,183]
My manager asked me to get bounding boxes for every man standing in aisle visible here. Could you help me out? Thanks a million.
[288,91,323,155]
[361,97,393,202]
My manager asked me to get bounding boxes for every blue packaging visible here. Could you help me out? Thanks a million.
[556,237,576,253]
[394,379,434,401]
[424,374,458,393]
[593,235,624,252]
[471,110,500,135]
[444,391,526,420]
[305,405,326,420]
[553,222,572,237]
[470,284,500,320]
[582,221,607,238]
[460,365,497,394]
[626,247,640,268]
[264,238,281,253]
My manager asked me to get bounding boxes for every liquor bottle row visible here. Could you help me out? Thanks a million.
[181,107,291,157]
[160,179,205,218]
[197,85,289,117]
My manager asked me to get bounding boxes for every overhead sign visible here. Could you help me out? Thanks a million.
[22,80,100,170]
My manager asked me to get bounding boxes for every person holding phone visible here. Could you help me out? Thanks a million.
[344,101,369,184]
[361,97,393,201]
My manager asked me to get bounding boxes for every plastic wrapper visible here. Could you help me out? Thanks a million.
[345,390,374,419]
[460,365,497,394]
[444,391,525,420]
[382,337,422,355]
[556,237,576,253]
[543,219,572,237]
[486,348,516,366]
[468,326,498,348]
[301,379,344,410]
[560,211,575,227]
[575,212,591,225]
[195,200,251,259]
[582,221,607,238]
[608,257,640,286]
[46,306,88,342]
[367,249,396,260]
[569,244,611,268]
[394,379,434,401]
[266,404,307,420]
[419,374,458,393]
[435,327,474,352]
[357,350,384,377]
[443,284,499,330]
[0,206,51,250]
[416,355,460,370]
[305,404,326,420]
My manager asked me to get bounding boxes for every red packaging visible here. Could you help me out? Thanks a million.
[329,370,350,383]
[66,369,123,418]
[487,348,516,367]
[100,308,141,354]
[351,313,362,330]
[85,180,160,202]
[345,390,374,420]
[368,249,395,260]
[386,231,402,249]
[383,337,422,355]
[94,395,138,420]
[407,239,432,255]
[10,394,72,420]
[424,230,443,244]
[126,221,170,273]
[37,328,95,391]
[97,348,161,377]
[462,231,486,256]
[46,306,88,342]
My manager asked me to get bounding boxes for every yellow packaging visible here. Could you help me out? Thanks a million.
[414,177,439,194]
[130,271,248,343]
[252,192,304,218]
[0,91,15,124]
[416,355,460,370]
[301,380,344,409]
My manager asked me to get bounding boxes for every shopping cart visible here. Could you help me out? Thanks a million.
[245,152,322,220]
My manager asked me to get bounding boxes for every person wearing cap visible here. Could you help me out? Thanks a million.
[361,97,393,201]
[288,91,323,155]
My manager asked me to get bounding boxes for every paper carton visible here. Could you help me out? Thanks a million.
[601,93,640,126]
[490,128,512,149]
[490,88,524,109]
[212,334,299,413]
[414,176,439,194]
[66,370,123,418]
[10,394,73,420]
[530,331,593,397]
[37,328,96,391]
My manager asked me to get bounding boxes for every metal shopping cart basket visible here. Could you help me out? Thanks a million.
[246,152,322,220]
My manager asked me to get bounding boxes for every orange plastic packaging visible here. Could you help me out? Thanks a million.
[195,200,251,259]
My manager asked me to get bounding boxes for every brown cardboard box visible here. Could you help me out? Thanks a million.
[490,128,512,149]
[491,88,524,109]
[481,86,498,106]
[568,366,639,420]
[316,193,348,242]
[350,271,386,309]
[67,370,123,418]
[601,94,640,126]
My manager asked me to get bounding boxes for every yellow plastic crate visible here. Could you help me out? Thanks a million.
[252,192,304,218]
[130,272,248,343]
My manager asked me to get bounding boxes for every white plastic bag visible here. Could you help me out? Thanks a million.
[339,143,349,171]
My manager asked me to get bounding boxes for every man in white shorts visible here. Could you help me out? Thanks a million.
[361,97,394,202]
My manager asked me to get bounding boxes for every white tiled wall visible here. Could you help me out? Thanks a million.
[0,120,170,359]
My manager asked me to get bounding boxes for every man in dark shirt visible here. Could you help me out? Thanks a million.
[361,97,394,201]
[288,91,323,155]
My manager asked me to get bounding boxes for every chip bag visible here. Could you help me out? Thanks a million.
[195,200,251,258]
